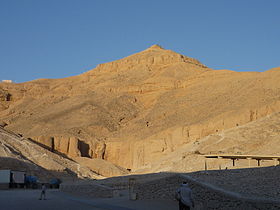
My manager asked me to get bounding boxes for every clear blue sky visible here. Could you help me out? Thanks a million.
[0,0,279,83]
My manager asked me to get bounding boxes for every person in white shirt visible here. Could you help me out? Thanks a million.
[39,184,46,200]
[176,182,194,210]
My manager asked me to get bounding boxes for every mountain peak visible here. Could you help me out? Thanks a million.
[146,44,164,50]
[92,45,208,73]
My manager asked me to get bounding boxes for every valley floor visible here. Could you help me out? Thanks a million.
[2,167,280,210]
[0,189,177,210]
[63,166,280,209]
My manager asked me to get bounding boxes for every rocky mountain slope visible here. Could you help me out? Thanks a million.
[136,111,280,173]
[0,45,280,172]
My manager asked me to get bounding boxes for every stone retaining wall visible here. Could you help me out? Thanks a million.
[60,183,113,198]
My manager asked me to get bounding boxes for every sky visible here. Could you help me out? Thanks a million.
[0,0,279,83]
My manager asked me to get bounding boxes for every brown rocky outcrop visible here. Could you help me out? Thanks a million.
[0,121,7,128]
[0,89,11,101]
[32,136,81,158]
[89,140,106,159]
[32,135,108,161]
[0,127,101,180]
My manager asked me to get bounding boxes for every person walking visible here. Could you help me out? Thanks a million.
[176,182,194,210]
[39,184,46,200]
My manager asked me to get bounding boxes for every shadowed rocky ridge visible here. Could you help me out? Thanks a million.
[0,127,127,178]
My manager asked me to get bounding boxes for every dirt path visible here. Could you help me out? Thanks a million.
[0,189,104,210]
[0,189,177,210]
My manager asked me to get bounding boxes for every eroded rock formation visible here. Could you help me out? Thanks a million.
[32,136,81,158]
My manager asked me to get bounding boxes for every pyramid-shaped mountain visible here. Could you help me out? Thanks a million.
[0,45,280,172]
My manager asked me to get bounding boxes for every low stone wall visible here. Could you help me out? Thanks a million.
[60,183,113,198]
[133,174,280,210]
[133,174,182,200]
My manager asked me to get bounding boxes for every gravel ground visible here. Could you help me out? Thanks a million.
[190,166,280,200]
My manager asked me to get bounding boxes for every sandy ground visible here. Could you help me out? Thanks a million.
[0,189,178,210]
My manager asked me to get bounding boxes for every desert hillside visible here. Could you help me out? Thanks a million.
[0,45,280,172]
[136,111,280,173]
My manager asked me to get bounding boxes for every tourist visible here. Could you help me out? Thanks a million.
[176,182,194,210]
[39,184,46,200]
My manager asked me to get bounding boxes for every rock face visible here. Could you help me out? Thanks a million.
[32,135,109,161]
[74,157,128,177]
[32,136,81,158]
[0,121,7,127]
[0,45,280,172]
[0,127,101,180]
[0,127,127,178]
[135,111,280,174]
[0,89,12,101]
